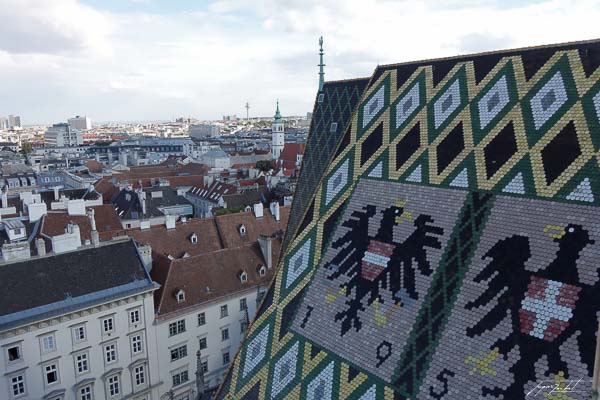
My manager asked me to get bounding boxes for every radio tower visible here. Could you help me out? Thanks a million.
[245,101,250,121]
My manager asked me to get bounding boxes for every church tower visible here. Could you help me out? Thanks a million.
[271,100,284,158]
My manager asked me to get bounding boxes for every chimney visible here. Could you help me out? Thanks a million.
[253,202,264,218]
[1,187,7,209]
[91,230,100,247]
[137,244,153,272]
[35,238,46,256]
[53,186,59,201]
[140,191,146,215]
[270,202,280,221]
[87,208,97,231]
[165,215,176,230]
[258,235,273,269]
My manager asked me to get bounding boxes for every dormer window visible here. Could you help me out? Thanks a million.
[190,233,198,244]
[239,271,248,283]
[176,289,185,303]
[258,265,266,277]
[239,224,246,236]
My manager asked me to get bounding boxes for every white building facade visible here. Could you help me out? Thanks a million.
[44,124,84,147]
[0,240,162,400]
[68,116,92,131]
[154,288,263,399]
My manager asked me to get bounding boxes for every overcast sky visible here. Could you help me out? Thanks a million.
[2,0,600,124]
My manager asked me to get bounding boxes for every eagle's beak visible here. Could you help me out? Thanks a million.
[544,224,566,239]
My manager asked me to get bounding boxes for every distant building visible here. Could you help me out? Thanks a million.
[68,115,91,130]
[189,124,221,138]
[44,123,83,147]
[271,101,284,158]
[7,115,21,129]
[0,117,7,130]
[200,149,230,169]
[307,111,312,120]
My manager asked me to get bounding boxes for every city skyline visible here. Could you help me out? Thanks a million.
[2,0,600,124]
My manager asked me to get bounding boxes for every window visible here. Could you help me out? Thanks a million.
[199,337,207,350]
[197,312,206,326]
[6,344,21,363]
[76,352,89,374]
[79,385,92,400]
[102,317,114,334]
[257,290,265,303]
[44,363,59,385]
[259,266,266,277]
[330,122,338,132]
[221,327,229,341]
[72,325,86,343]
[239,271,247,283]
[190,233,197,244]
[10,374,25,397]
[176,290,185,303]
[318,93,324,103]
[134,365,146,386]
[241,320,248,334]
[201,360,208,373]
[170,344,187,361]
[222,351,230,365]
[172,369,189,386]
[220,305,228,318]
[130,309,141,325]
[240,298,247,311]
[108,375,120,397]
[41,334,56,353]
[168,319,186,336]
[131,335,143,354]
[104,343,117,364]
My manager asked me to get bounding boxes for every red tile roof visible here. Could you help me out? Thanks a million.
[40,205,125,243]
[152,240,280,316]
[85,160,103,173]
[279,143,305,163]
[214,206,289,249]
[128,218,223,258]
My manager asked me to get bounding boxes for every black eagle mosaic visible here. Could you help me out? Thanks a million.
[218,40,600,399]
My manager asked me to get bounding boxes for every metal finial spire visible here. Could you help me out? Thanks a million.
[318,36,325,92]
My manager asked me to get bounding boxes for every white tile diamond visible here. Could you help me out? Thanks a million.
[362,85,386,128]
[396,82,420,128]
[593,90,600,124]
[271,341,300,399]
[502,172,525,194]
[285,239,312,289]
[478,75,510,130]
[566,177,595,202]
[306,361,335,400]
[530,71,568,130]
[325,159,349,205]
[406,164,422,183]
[368,162,383,178]
[358,385,377,400]
[449,168,469,187]
[243,324,270,378]
[434,79,461,129]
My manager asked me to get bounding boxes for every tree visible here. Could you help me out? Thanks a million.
[20,142,33,155]
[256,160,272,172]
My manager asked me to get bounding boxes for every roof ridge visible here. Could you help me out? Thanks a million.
[324,77,371,84]
[376,37,600,70]
[155,253,174,315]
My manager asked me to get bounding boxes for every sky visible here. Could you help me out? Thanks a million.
[2,0,600,124]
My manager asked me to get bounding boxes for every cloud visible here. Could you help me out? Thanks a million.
[0,0,113,55]
[457,33,515,54]
[2,0,600,123]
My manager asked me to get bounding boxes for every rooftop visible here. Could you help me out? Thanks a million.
[0,239,155,331]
